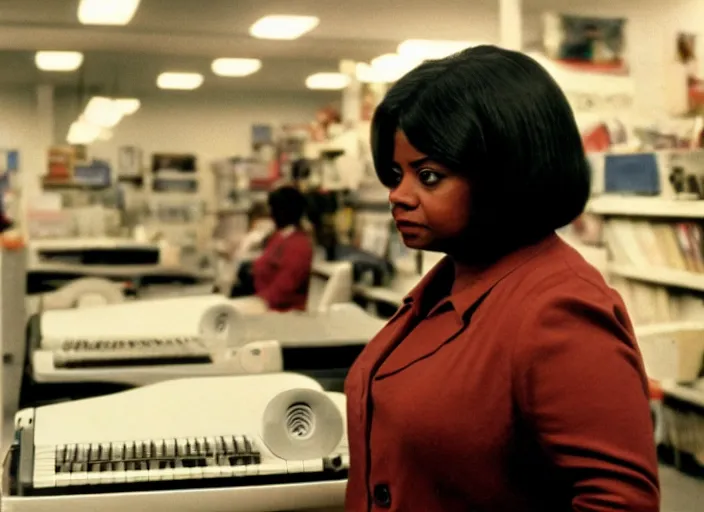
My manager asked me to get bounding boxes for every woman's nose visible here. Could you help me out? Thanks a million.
[388,176,420,210]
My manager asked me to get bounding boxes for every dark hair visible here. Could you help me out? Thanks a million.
[371,44,590,262]
[267,185,307,229]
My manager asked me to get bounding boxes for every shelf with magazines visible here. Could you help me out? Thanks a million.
[606,263,704,292]
[586,195,704,218]
[584,203,704,326]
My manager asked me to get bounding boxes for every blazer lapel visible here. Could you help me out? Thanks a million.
[358,301,417,373]
[372,234,562,379]
[374,310,466,379]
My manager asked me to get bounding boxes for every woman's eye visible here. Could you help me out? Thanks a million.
[418,169,442,186]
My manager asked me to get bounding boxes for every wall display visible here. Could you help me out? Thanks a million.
[667,149,704,199]
[151,153,197,173]
[543,12,627,74]
[251,124,273,147]
[118,146,144,178]
[73,160,112,187]
[0,149,19,174]
[676,32,704,114]
[251,124,276,163]
[71,144,88,164]
[46,146,75,183]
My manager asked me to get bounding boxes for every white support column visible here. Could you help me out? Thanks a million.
[21,85,54,228]
[339,59,361,126]
[499,0,522,51]
[36,85,54,150]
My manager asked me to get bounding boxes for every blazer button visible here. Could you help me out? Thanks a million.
[373,483,391,508]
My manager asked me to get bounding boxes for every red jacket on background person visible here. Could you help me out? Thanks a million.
[252,226,313,311]
[251,183,314,312]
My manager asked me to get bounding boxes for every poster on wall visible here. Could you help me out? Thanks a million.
[251,124,275,162]
[543,12,628,74]
[676,32,704,114]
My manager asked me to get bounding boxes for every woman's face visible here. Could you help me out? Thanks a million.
[388,130,472,252]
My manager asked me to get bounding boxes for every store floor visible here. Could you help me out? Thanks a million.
[661,464,704,511]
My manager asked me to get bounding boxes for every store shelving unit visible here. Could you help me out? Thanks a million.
[587,196,704,218]
[587,193,704,326]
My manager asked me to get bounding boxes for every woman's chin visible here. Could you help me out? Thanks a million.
[400,233,430,250]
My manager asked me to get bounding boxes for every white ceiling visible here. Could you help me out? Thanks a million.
[0,0,505,95]
[0,0,626,95]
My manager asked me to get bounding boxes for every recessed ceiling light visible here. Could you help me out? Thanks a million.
[35,51,84,72]
[78,0,141,26]
[368,53,421,82]
[250,15,319,40]
[305,72,350,90]
[355,63,390,84]
[156,72,204,90]
[114,98,141,115]
[83,97,125,128]
[67,119,102,145]
[397,39,478,60]
[211,58,262,77]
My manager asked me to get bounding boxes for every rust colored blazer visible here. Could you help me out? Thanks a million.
[344,234,659,512]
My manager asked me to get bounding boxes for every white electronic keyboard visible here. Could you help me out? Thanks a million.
[3,373,348,512]
[27,295,282,387]
[28,298,382,388]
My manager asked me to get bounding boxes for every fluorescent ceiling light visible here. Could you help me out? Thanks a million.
[78,0,141,25]
[96,128,113,141]
[305,72,350,90]
[114,98,141,115]
[83,97,125,128]
[355,63,389,84]
[35,51,84,72]
[67,119,102,145]
[157,72,204,90]
[250,15,319,40]
[367,53,421,83]
[211,58,262,77]
[397,39,478,61]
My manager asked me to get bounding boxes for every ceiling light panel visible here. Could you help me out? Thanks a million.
[397,39,478,60]
[157,72,204,90]
[250,15,319,40]
[211,58,262,77]
[368,53,421,82]
[35,51,84,72]
[114,98,141,115]
[67,119,102,145]
[305,72,350,90]
[83,97,125,128]
[78,0,141,26]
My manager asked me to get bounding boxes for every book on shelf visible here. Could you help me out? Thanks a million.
[610,276,704,325]
[604,217,704,273]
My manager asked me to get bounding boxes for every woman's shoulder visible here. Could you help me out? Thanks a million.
[497,238,626,320]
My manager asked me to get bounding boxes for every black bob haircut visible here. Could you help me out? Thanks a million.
[371,44,590,262]
[267,185,307,228]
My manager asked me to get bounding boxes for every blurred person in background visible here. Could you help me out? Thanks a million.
[250,185,313,311]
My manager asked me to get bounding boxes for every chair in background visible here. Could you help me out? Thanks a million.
[228,260,353,315]
[307,261,353,313]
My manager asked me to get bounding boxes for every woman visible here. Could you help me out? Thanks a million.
[344,45,659,511]
[251,185,313,311]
